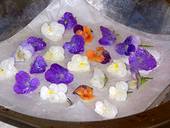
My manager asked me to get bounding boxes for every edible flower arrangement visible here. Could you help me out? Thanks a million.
[0,12,160,119]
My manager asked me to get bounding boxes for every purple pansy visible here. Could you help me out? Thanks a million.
[63,35,85,54]
[58,12,77,30]
[73,24,83,33]
[45,64,74,84]
[116,36,140,56]
[30,56,47,74]
[101,50,111,64]
[27,36,47,52]
[99,26,116,45]
[13,71,40,94]
[129,48,157,73]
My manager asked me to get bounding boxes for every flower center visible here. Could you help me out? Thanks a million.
[48,26,53,33]
[113,63,119,70]
[0,68,5,75]
[48,90,56,95]
[17,50,25,59]
[79,62,86,68]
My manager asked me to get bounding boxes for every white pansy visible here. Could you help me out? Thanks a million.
[44,46,65,62]
[15,46,33,62]
[109,81,128,101]
[107,59,127,77]
[95,100,118,119]
[41,21,65,42]
[67,55,90,72]
[40,83,68,103]
[90,68,107,89]
[0,58,17,80]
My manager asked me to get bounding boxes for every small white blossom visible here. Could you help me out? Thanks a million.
[44,46,65,62]
[40,83,68,103]
[90,68,107,89]
[95,100,118,119]
[109,81,128,101]
[67,55,90,72]
[107,59,127,78]
[0,58,17,80]
[41,21,65,42]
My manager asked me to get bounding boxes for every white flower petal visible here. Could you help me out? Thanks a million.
[40,86,49,100]
[49,83,68,93]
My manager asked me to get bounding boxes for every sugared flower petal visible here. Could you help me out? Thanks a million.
[67,55,90,72]
[0,58,17,80]
[30,56,47,74]
[58,12,77,30]
[63,35,85,54]
[95,100,118,119]
[73,85,94,101]
[99,26,116,45]
[107,59,128,77]
[44,46,65,62]
[90,68,107,89]
[45,64,74,84]
[109,81,128,101]
[13,71,40,94]
[41,22,65,42]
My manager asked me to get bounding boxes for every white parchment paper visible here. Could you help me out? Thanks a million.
[0,0,170,122]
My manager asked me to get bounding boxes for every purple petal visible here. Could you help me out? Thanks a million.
[30,56,47,74]
[15,71,30,84]
[115,43,127,55]
[101,50,111,64]
[73,24,83,33]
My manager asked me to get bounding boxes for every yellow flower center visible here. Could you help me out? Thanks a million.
[48,90,56,95]
[44,52,53,60]
[0,68,5,75]
[113,63,119,70]
[79,62,86,68]
[48,26,52,33]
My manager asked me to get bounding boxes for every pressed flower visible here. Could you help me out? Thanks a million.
[45,64,74,84]
[107,59,128,78]
[27,36,47,52]
[95,100,118,119]
[90,68,107,89]
[40,83,68,103]
[98,26,116,45]
[74,24,93,43]
[41,21,65,42]
[86,47,111,64]
[73,85,94,101]
[30,56,47,74]
[116,35,140,56]
[44,46,65,62]
[58,12,77,30]
[109,81,128,101]
[13,71,40,94]
[0,58,17,80]
[14,41,35,62]
[63,35,85,54]
[67,55,90,72]
[129,48,157,73]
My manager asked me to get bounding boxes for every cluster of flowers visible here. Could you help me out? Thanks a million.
[0,12,160,119]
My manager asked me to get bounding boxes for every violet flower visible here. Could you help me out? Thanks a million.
[116,36,140,56]
[13,71,40,94]
[27,36,47,52]
[99,26,116,45]
[63,35,85,54]
[73,24,83,33]
[30,56,47,74]
[45,64,74,84]
[58,12,77,30]
[129,48,157,73]
[101,50,111,64]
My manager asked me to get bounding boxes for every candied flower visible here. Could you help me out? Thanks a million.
[74,24,93,43]
[14,41,35,62]
[107,59,128,77]
[95,100,118,119]
[109,81,128,101]
[44,46,65,62]
[41,21,65,42]
[86,47,111,64]
[67,55,90,72]
[63,35,85,54]
[73,85,95,101]
[0,58,17,80]
[27,36,47,52]
[129,48,157,73]
[98,26,116,45]
[116,35,140,56]
[30,56,47,74]
[13,71,40,94]
[40,83,68,103]
[90,68,107,89]
[45,64,74,84]
[58,12,77,30]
